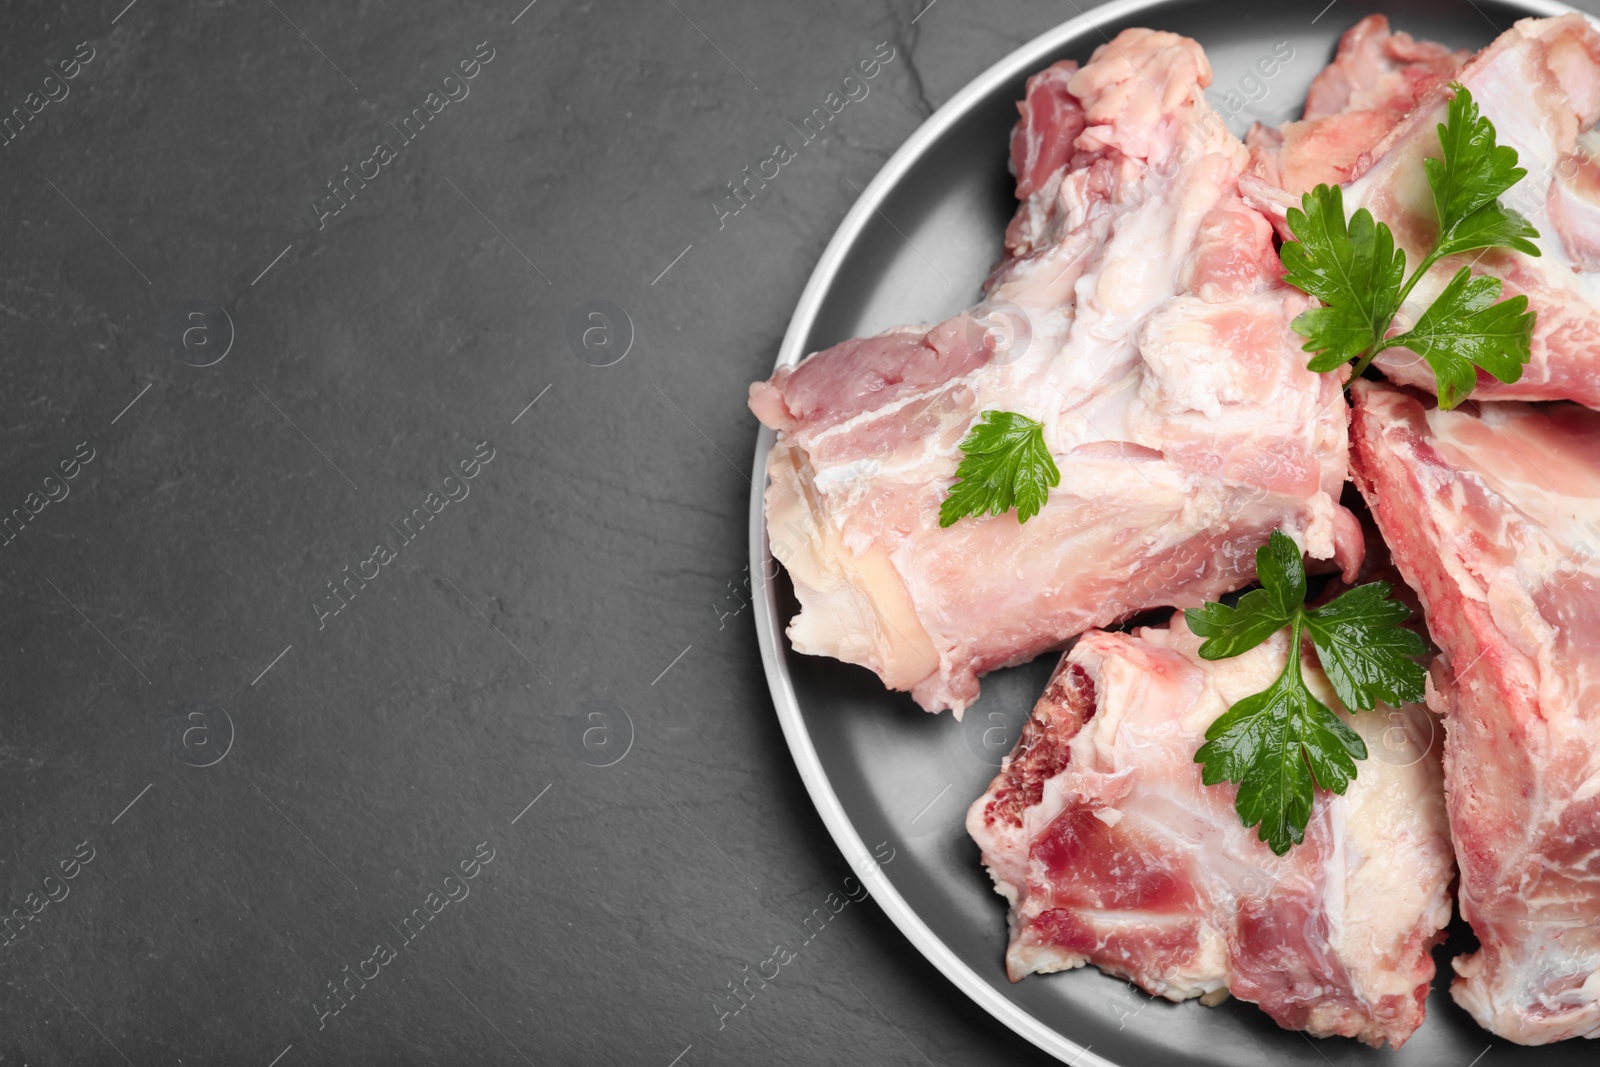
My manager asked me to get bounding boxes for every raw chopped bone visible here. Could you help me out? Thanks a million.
[1249,16,1600,409]
[1351,378,1600,1043]
[751,30,1359,714]
[966,615,1453,1048]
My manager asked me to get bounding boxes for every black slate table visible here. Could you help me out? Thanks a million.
[2,1,1585,1064]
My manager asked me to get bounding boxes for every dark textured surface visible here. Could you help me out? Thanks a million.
[0,1,1591,1065]
[0,1,1067,1063]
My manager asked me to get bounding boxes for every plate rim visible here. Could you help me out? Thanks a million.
[747,0,1580,1061]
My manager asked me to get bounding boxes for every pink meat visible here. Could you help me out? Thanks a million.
[1010,61,1085,202]
[1246,15,1468,195]
[1351,379,1600,1044]
[967,617,1453,1047]
[751,29,1361,715]
[1249,16,1600,409]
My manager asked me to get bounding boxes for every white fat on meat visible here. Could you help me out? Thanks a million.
[1351,379,1600,1044]
[1250,15,1600,409]
[1244,15,1468,195]
[966,615,1453,1048]
[750,29,1360,715]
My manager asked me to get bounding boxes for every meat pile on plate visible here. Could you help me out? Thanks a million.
[750,13,1600,1050]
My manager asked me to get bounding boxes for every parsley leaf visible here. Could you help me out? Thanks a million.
[1280,83,1539,407]
[1184,530,1427,854]
[1301,583,1428,713]
[1385,267,1535,410]
[1187,529,1303,657]
[938,410,1059,528]
[1426,86,1541,259]
[1434,202,1542,261]
[1281,185,1406,373]
[1195,637,1365,855]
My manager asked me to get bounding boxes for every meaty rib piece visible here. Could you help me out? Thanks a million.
[1251,16,1600,408]
[1349,16,1600,408]
[966,616,1453,1047]
[1245,15,1468,194]
[1351,379,1600,1044]
[750,29,1361,715]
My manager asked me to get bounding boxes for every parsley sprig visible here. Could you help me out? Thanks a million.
[1185,531,1427,855]
[939,410,1059,527]
[1281,84,1539,409]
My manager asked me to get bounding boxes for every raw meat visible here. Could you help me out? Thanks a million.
[750,29,1361,715]
[1351,378,1600,1044]
[1252,15,1600,408]
[966,615,1453,1047]
[1245,15,1468,194]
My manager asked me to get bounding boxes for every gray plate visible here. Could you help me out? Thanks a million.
[748,0,1588,1063]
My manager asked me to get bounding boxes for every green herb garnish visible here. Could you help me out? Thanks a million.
[938,410,1059,527]
[1281,84,1539,409]
[1186,530,1427,855]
